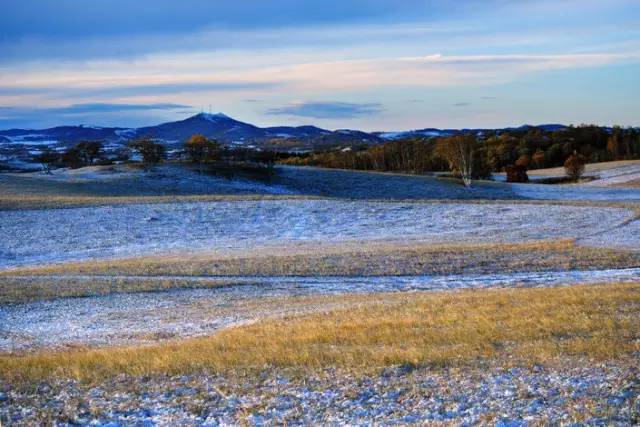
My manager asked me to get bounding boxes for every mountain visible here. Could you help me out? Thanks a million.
[0,113,343,146]
[0,113,383,168]
[132,113,267,144]
[0,113,576,169]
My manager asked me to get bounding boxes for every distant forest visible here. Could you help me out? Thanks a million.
[281,125,640,175]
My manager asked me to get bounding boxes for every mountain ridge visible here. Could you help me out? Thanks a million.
[0,112,572,142]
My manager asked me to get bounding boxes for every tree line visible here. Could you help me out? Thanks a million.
[281,125,640,183]
[33,125,639,184]
[34,134,281,173]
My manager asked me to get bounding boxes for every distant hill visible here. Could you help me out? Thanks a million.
[0,112,379,146]
[0,113,387,168]
[374,124,568,140]
[0,112,579,168]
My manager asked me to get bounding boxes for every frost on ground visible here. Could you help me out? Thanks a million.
[494,160,640,189]
[2,267,640,352]
[1,200,637,268]
[581,162,640,187]
[0,285,356,352]
[278,165,640,201]
[505,181,640,201]
[0,164,296,197]
[2,362,638,425]
[1,164,640,424]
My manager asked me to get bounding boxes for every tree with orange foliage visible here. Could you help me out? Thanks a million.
[185,134,220,173]
[564,151,587,182]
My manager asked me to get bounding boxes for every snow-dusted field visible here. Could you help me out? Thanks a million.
[2,164,640,354]
[4,163,640,202]
[1,200,636,268]
[0,164,296,197]
[505,181,640,201]
[3,267,640,352]
[494,160,640,190]
[581,162,640,187]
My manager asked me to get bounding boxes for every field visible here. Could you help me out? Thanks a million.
[527,160,640,187]
[1,163,640,425]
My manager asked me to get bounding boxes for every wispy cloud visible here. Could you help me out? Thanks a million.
[267,101,383,119]
[0,103,193,128]
[453,102,470,107]
[5,52,635,96]
[0,0,638,129]
[0,102,191,115]
[0,82,279,98]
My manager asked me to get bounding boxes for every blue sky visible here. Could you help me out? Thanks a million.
[0,0,638,130]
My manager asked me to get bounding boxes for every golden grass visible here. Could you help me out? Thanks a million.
[4,239,639,281]
[2,283,638,383]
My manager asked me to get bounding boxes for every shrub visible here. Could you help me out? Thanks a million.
[564,151,587,182]
[505,164,528,183]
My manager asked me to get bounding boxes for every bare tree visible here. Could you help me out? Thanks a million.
[33,149,59,174]
[128,137,165,171]
[76,141,103,165]
[434,135,476,187]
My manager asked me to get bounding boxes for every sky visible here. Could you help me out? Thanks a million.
[0,0,639,131]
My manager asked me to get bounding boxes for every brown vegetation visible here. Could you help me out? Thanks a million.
[564,151,587,182]
[1,283,638,383]
[3,240,640,303]
[282,125,640,175]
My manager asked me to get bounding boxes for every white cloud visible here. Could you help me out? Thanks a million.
[3,52,637,100]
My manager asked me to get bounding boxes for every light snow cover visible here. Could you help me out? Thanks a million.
[2,267,640,352]
[494,161,640,188]
[504,182,640,201]
[4,134,49,142]
[582,163,640,187]
[114,128,136,138]
[0,200,636,268]
[8,139,58,146]
[199,112,231,122]
[9,164,298,195]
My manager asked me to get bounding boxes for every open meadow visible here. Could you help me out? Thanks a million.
[3,2,640,424]
[1,163,640,424]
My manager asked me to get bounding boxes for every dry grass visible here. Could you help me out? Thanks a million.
[528,159,640,177]
[0,276,241,304]
[4,240,639,282]
[2,192,638,212]
[613,179,640,189]
[5,239,640,304]
[2,283,638,383]
[0,194,316,211]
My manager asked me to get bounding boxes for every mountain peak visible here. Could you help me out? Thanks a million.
[194,112,232,122]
